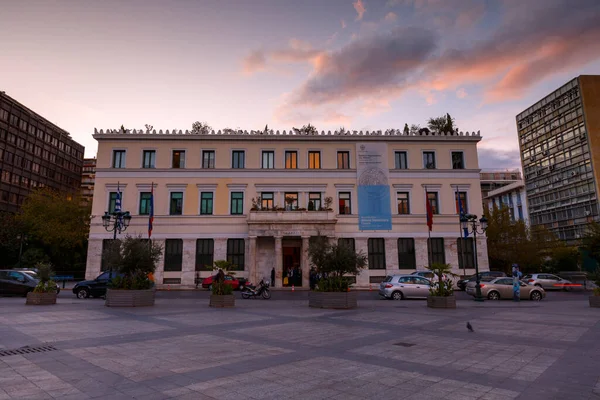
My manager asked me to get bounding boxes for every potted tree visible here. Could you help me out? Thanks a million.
[589,269,600,308]
[26,262,59,305]
[209,260,236,308]
[105,235,162,307]
[426,263,456,309]
[308,236,367,309]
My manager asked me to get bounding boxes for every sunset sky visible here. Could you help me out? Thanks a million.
[2,0,600,169]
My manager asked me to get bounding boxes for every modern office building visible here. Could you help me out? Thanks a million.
[485,180,528,224]
[85,127,489,288]
[479,169,522,211]
[517,75,600,242]
[0,92,85,213]
[81,158,96,203]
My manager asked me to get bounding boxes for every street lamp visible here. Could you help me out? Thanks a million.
[102,211,132,240]
[460,213,488,302]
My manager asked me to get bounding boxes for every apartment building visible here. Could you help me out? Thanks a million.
[517,75,600,241]
[81,158,96,203]
[86,127,489,288]
[0,92,85,212]
[485,181,528,224]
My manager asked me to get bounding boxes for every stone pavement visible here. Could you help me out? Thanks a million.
[0,292,599,399]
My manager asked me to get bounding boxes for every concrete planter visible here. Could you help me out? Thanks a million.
[26,292,57,305]
[427,295,456,309]
[210,294,235,308]
[105,289,155,307]
[309,291,357,309]
[589,296,600,308]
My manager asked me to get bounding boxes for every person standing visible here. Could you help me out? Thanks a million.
[271,267,275,287]
[512,264,522,302]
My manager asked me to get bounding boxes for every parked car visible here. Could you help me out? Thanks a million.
[72,272,122,299]
[0,270,39,296]
[379,274,432,300]
[522,273,572,290]
[457,271,506,291]
[201,274,247,290]
[466,277,545,300]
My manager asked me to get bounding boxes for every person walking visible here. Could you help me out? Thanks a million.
[512,264,522,302]
[270,267,275,287]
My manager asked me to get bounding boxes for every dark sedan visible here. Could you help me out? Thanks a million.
[72,272,122,299]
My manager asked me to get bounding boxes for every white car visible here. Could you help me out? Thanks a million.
[522,273,573,290]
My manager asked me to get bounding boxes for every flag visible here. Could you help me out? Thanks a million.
[115,182,123,231]
[456,187,468,238]
[426,191,433,231]
[148,183,154,238]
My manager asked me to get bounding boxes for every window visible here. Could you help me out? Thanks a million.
[337,151,350,169]
[308,151,321,169]
[227,239,245,270]
[169,192,183,215]
[397,238,416,269]
[284,192,298,210]
[368,238,386,269]
[427,192,439,214]
[338,238,355,252]
[428,238,445,264]
[1,171,10,183]
[230,192,244,214]
[518,206,523,220]
[395,151,408,169]
[172,150,185,168]
[196,239,214,271]
[108,192,120,213]
[397,192,410,214]
[423,152,436,169]
[262,151,274,169]
[285,151,297,169]
[452,152,464,169]
[261,192,273,210]
[232,151,245,169]
[112,150,126,168]
[454,191,467,214]
[339,192,351,214]
[457,238,474,269]
[139,192,152,215]
[164,239,183,271]
[142,150,155,168]
[200,192,213,215]
[202,150,215,169]
[0,109,8,121]
[308,192,321,210]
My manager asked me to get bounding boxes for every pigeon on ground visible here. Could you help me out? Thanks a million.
[466,322,474,332]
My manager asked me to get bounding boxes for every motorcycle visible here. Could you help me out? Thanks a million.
[241,280,271,299]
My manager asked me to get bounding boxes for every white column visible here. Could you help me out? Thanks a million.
[248,236,257,284]
[274,236,283,288]
[214,238,227,263]
[153,239,166,285]
[181,239,196,286]
[302,236,310,288]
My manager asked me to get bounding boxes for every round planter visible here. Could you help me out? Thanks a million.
[105,289,155,307]
[309,291,357,309]
[427,295,456,309]
[210,294,235,308]
[26,292,57,305]
[589,296,600,308]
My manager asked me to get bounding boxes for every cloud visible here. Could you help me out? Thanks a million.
[384,12,398,22]
[241,39,321,75]
[353,0,366,21]
[456,88,467,99]
[477,147,522,170]
[341,19,347,29]
[242,50,267,75]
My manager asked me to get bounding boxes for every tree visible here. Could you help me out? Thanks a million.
[427,113,458,133]
[191,121,212,134]
[308,236,367,292]
[582,222,600,264]
[0,212,23,267]
[403,123,409,135]
[409,124,421,135]
[293,124,318,135]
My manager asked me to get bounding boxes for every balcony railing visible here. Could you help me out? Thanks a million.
[248,210,336,222]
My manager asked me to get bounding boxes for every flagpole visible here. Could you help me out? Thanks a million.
[456,186,466,278]
[425,185,431,266]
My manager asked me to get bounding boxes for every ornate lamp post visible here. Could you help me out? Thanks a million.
[101,211,132,240]
[460,213,488,302]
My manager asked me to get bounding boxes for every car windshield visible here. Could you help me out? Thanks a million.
[23,271,38,279]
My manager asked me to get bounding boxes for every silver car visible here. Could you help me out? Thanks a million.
[379,274,431,300]
[522,273,572,290]
[466,277,545,301]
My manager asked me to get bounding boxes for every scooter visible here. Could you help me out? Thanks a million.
[241,280,271,299]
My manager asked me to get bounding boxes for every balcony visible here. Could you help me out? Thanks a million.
[248,210,336,222]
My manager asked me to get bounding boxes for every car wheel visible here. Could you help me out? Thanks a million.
[391,291,403,300]
[530,291,542,301]
[76,288,90,299]
[487,291,500,300]
[534,284,542,288]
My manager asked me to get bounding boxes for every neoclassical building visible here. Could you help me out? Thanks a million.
[85,127,489,288]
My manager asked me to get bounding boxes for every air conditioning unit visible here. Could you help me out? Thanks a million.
[549,165,555,171]
[580,134,586,141]
[542,151,548,156]
[530,156,536,162]
[571,171,578,176]
[585,210,591,216]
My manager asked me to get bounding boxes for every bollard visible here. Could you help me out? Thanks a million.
[292,284,295,292]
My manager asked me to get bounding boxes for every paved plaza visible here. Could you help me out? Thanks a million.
[0,291,599,399]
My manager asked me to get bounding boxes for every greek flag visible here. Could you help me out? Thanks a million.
[115,182,123,231]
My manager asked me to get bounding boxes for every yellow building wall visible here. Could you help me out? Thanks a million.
[580,76,600,200]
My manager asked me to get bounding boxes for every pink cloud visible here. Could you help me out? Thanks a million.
[353,0,366,21]
[341,19,347,29]
[242,50,267,75]
[384,12,398,22]
[456,88,468,99]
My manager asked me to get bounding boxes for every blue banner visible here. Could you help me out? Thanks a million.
[358,185,392,230]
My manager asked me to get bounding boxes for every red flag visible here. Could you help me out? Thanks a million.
[426,194,433,231]
[148,183,154,238]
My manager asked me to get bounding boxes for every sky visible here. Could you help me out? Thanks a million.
[1,0,600,169]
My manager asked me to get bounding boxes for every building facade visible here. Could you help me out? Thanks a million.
[485,181,528,224]
[517,75,600,242]
[0,92,85,212]
[81,158,96,203]
[86,127,489,288]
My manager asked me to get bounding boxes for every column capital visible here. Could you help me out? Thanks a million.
[249,235,257,240]
[301,235,311,240]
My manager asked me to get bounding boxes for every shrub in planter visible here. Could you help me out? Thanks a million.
[26,262,58,305]
[105,235,162,307]
[209,260,236,308]
[426,263,457,309]
[307,235,367,309]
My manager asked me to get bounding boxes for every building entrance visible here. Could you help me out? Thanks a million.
[283,246,301,287]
